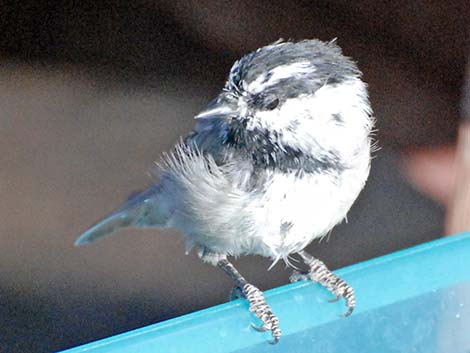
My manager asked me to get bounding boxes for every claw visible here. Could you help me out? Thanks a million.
[242,283,282,343]
[217,259,281,344]
[270,326,282,345]
[340,306,354,317]
[328,294,341,303]
[269,337,280,345]
[251,323,268,332]
[297,252,356,319]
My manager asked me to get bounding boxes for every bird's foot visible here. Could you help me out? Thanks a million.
[291,257,355,317]
[241,283,281,344]
[216,258,281,343]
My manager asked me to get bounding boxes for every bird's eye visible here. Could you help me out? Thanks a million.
[265,98,279,110]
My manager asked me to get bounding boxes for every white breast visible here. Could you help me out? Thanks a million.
[250,145,371,261]
[158,141,371,262]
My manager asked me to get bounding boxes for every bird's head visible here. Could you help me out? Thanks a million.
[195,39,374,172]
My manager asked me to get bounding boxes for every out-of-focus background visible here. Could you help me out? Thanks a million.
[0,1,468,352]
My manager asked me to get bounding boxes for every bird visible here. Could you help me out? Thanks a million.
[75,39,375,344]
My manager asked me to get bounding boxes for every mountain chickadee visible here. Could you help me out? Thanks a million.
[76,39,375,344]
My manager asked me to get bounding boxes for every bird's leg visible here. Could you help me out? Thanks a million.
[290,250,356,317]
[213,257,281,344]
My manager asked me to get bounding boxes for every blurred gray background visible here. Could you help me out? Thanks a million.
[0,1,468,352]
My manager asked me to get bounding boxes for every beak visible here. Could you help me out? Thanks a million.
[195,94,238,119]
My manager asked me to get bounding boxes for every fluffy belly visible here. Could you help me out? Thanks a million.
[242,167,368,259]
[161,148,370,260]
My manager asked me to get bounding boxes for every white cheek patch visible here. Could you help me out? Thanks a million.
[254,78,373,160]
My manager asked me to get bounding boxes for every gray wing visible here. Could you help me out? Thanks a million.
[76,118,244,246]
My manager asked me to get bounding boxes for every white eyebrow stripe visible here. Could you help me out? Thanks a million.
[247,61,314,94]
[265,61,314,85]
[245,73,267,93]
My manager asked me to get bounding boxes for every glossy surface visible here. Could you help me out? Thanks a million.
[60,233,470,353]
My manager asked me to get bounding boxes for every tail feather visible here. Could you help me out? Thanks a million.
[75,185,162,246]
[74,210,136,246]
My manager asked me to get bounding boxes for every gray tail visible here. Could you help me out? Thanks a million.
[75,185,160,246]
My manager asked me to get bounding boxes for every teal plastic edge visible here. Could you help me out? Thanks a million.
[60,232,470,353]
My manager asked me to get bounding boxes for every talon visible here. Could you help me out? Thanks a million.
[269,337,280,345]
[242,283,282,343]
[216,259,282,343]
[299,251,356,319]
[328,294,341,303]
[341,306,354,317]
[270,326,282,345]
[251,323,268,332]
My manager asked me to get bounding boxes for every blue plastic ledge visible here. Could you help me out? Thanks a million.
[61,233,470,353]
